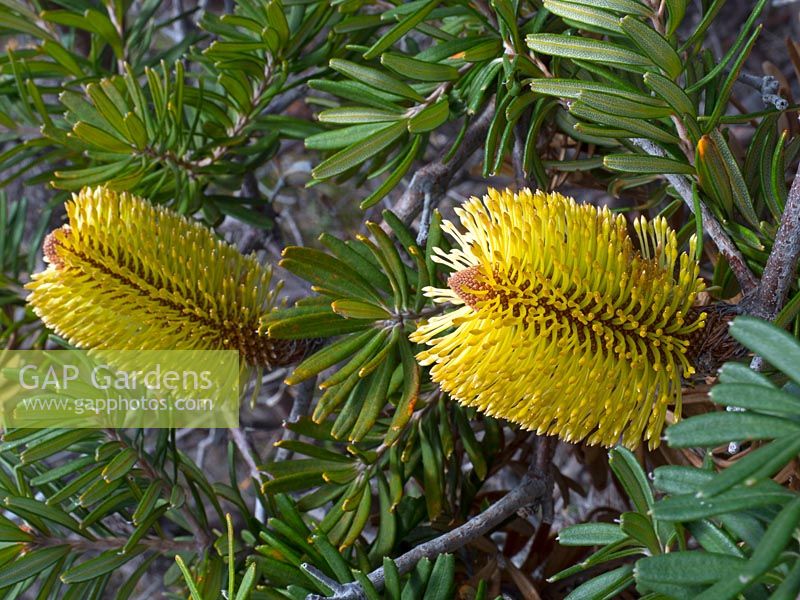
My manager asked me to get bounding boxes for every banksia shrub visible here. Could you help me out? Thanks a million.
[411,188,707,448]
[26,186,305,368]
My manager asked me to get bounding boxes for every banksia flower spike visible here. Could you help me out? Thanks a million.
[27,186,306,368]
[411,188,707,449]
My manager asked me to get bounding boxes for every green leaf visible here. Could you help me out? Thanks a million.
[710,384,800,415]
[61,546,146,583]
[280,247,384,304]
[360,136,421,209]
[642,72,696,117]
[569,101,679,144]
[526,34,650,71]
[408,99,449,133]
[312,121,408,179]
[329,59,425,102]
[234,564,257,600]
[666,411,800,447]
[4,496,84,535]
[381,53,459,82]
[664,0,687,36]
[619,16,681,79]
[557,522,628,546]
[696,435,800,498]
[557,0,651,16]
[564,564,634,600]
[422,554,455,600]
[604,153,694,174]
[331,299,392,320]
[696,497,800,599]
[20,430,95,464]
[175,555,204,600]
[363,0,439,60]
[687,520,744,557]
[609,447,653,515]
[268,312,375,340]
[652,465,714,495]
[652,481,794,521]
[306,123,392,151]
[543,0,623,34]
[703,26,761,132]
[729,318,800,386]
[708,129,759,227]
[577,91,672,119]
[717,362,775,387]
[86,83,127,136]
[635,552,745,587]
[71,122,131,153]
[287,329,376,385]
[530,78,671,106]
[318,107,403,124]
[0,545,69,588]
[620,512,660,555]
[685,0,769,93]
[101,447,138,482]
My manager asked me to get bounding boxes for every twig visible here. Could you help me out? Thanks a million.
[229,426,267,522]
[390,99,496,226]
[307,436,556,600]
[631,138,758,293]
[274,376,317,462]
[741,161,800,320]
[738,72,789,111]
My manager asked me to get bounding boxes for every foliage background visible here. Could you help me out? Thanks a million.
[2,0,800,598]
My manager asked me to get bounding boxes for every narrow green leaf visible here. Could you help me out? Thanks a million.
[696,497,800,600]
[564,564,634,600]
[330,59,425,102]
[710,384,800,415]
[557,522,628,546]
[697,436,800,498]
[175,555,204,600]
[306,123,391,151]
[577,91,672,119]
[318,107,403,124]
[101,447,138,482]
[708,129,759,228]
[530,78,672,106]
[0,545,69,588]
[642,72,696,117]
[422,554,455,600]
[408,100,449,133]
[667,411,800,447]
[61,546,146,583]
[527,34,650,71]
[619,16,681,79]
[609,447,654,515]
[653,481,794,521]
[381,53,459,82]
[729,317,800,386]
[312,121,408,179]
[543,0,623,34]
[635,552,745,586]
[570,101,679,144]
[363,0,439,60]
[360,136,421,209]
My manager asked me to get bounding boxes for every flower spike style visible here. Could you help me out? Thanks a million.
[27,187,306,367]
[411,188,707,449]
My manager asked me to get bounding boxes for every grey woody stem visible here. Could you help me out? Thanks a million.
[632,138,759,293]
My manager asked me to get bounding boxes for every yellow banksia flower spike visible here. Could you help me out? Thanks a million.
[410,188,707,449]
[26,186,305,368]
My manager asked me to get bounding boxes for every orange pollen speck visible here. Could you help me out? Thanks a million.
[447,266,492,308]
[43,225,70,270]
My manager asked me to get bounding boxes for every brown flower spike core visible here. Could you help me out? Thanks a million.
[27,187,308,369]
